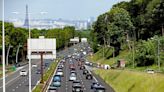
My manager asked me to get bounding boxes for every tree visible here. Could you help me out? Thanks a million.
[108,7,134,54]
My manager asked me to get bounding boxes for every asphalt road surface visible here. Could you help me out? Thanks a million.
[0,59,52,92]
[47,43,115,92]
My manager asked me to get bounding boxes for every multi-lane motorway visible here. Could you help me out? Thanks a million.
[0,43,115,92]
[47,43,115,92]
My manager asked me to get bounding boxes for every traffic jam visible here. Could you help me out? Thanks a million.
[48,44,106,92]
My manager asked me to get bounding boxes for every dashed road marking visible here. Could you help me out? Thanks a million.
[16,86,18,88]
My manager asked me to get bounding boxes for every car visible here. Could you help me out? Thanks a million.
[69,64,76,70]
[53,75,61,87]
[36,69,41,74]
[69,73,77,81]
[85,61,90,65]
[93,85,105,92]
[80,66,85,70]
[72,80,81,87]
[56,69,64,77]
[86,73,93,80]
[72,84,83,92]
[20,70,28,76]
[78,61,82,66]
[68,55,71,58]
[48,86,58,92]
[58,64,64,68]
[91,82,100,89]
[45,62,49,67]
[52,80,61,87]
[146,69,155,74]
[83,70,88,75]
[53,75,61,82]
[32,64,37,68]
[70,70,76,74]
[83,51,87,55]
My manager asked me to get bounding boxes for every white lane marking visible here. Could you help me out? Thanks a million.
[32,80,40,91]
[85,65,98,82]
[93,76,98,82]
[0,75,20,88]
[19,84,21,86]
[16,86,18,88]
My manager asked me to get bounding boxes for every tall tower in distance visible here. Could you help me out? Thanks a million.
[23,5,29,28]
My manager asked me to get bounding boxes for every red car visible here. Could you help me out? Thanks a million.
[69,64,75,70]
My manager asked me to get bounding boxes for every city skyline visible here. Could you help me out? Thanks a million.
[0,0,130,20]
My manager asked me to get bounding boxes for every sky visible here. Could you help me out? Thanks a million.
[0,0,130,20]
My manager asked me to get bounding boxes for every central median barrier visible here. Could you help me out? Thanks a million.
[32,59,59,92]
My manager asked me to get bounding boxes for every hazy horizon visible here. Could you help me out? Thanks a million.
[0,0,130,20]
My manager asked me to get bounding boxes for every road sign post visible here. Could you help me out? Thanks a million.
[40,52,44,83]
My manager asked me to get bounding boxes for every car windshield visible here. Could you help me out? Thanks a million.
[70,73,76,76]
[54,76,61,81]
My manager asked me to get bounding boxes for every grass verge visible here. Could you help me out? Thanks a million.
[32,60,58,92]
[94,69,164,92]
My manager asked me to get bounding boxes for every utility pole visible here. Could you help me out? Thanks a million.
[40,52,44,83]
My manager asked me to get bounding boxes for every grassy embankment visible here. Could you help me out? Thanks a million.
[32,60,59,92]
[95,69,164,92]
[88,47,164,92]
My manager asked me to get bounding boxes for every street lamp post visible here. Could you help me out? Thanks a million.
[16,44,22,64]
[6,45,13,66]
[2,0,6,91]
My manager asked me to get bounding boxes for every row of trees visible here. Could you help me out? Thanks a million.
[91,0,164,66]
[0,21,78,64]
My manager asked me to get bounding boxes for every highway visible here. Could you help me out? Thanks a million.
[0,44,115,92]
[47,43,115,92]
[0,59,52,92]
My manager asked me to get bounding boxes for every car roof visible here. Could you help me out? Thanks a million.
[73,84,82,88]
[95,85,105,89]
[73,80,81,83]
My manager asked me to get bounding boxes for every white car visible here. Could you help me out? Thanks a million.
[147,69,154,74]
[20,70,28,76]
[56,70,64,76]
[83,51,87,55]
[32,64,37,68]
[69,73,76,81]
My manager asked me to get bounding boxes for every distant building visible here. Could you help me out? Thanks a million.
[6,6,94,30]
